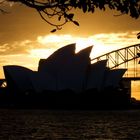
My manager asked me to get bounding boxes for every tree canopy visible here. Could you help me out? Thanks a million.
[1,0,140,32]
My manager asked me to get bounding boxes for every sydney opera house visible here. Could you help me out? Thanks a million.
[2,43,131,109]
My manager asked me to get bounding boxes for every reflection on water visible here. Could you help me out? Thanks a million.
[123,64,140,100]
[132,81,140,100]
[0,109,140,140]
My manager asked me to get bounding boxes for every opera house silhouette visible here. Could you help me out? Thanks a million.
[2,43,131,109]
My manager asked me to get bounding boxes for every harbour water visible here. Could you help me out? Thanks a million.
[0,109,140,140]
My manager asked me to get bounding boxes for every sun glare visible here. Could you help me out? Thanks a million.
[30,34,109,60]
[76,38,108,59]
[30,49,55,59]
[75,38,94,52]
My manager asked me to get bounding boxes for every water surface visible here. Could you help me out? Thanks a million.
[0,109,140,140]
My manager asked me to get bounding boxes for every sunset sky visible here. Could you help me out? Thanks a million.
[1,2,140,99]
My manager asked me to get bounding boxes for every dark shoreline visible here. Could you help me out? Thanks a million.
[0,88,138,110]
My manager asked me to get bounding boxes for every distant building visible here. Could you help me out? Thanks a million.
[3,43,127,94]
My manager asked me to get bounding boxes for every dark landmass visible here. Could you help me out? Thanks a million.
[0,87,138,110]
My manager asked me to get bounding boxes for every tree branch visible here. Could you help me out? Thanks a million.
[37,9,68,30]
[2,0,140,32]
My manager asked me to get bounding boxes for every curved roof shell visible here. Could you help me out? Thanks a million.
[38,44,93,92]
[104,69,127,88]
[86,60,107,91]
[3,65,33,93]
[29,71,56,93]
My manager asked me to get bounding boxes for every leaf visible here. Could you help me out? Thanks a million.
[91,8,94,13]
[137,32,140,36]
[68,13,74,19]
[51,29,57,33]
[70,0,76,6]
[73,21,80,26]
[58,16,61,21]
[82,4,87,13]
[137,32,140,39]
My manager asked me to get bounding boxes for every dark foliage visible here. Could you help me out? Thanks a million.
[2,0,140,32]
[137,32,140,39]
[0,87,131,110]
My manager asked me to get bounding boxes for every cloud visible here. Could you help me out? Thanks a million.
[37,34,75,49]
[1,31,140,57]
[92,31,140,49]
[0,40,41,55]
[1,31,140,60]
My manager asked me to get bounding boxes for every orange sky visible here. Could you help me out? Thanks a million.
[1,3,140,99]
